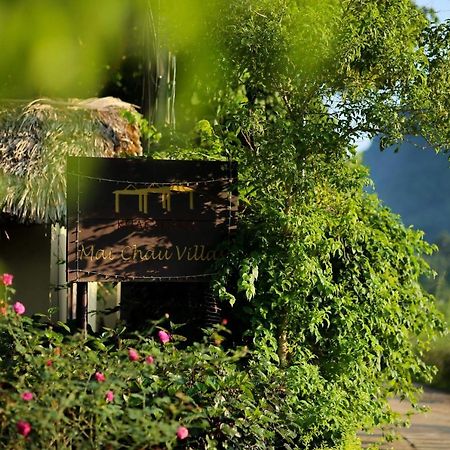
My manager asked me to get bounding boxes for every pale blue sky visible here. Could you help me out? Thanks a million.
[418,0,450,21]
[356,0,450,151]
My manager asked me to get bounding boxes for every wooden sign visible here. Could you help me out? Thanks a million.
[67,157,238,282]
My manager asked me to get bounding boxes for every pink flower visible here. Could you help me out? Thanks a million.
[145,355,154,365]
[21,391,34,401]
[158,330,171,344]
[45,359,53,367]
[128,348,139,362]
[1,273,13,286]
[221,318,228,326]
[95,371,106,382]
[176,426,189,440]
[13,301,25,315]
[16,420,32,437]
[105,390,114,403]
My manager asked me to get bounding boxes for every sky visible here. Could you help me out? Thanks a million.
[356,0,450,151]
[418,0,450,21]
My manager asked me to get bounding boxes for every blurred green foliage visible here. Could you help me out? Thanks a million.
[0,0,137,98]
[2,0,450,152]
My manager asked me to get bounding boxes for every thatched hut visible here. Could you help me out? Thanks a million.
[0,97,142,320]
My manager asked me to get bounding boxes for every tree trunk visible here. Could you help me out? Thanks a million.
[277,309,289,367]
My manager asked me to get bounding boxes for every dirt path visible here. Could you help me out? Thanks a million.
[362,387,450,449]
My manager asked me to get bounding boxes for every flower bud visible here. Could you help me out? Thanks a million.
[128,348,139,362]
[16,420,31,437]
[13,301,25,315]
[1,273,13,286]
[158,330,171,344]
[95,372,106,382]
[176,426,189,440]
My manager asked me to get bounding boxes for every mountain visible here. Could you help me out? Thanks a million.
[363,136,450,243]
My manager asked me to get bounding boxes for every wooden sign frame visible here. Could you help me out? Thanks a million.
[67,157,238,282]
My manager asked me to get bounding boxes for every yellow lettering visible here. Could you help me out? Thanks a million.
[187,245,198,261]
[176,246,188,260]
[132,245,144,261]
[78,244,94,261]
[206,249,217,261]
[142,249,153,261]
[95,249,114,261]
[198,245,207,261]
[121,246,132,261]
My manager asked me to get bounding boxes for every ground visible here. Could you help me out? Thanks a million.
[362,387,450,449]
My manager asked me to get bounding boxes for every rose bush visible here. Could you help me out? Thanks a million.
[0,272,430,449]
[0,277,367,450]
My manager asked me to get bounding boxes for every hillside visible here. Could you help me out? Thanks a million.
[363,136,450,243]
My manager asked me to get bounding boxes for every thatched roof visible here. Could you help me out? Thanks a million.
[0,97,142,224]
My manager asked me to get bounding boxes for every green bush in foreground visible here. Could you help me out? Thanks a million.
[0,288,233,448]
[0,276,363,450]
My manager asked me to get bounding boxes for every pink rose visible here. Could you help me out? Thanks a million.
[128,348,139,362]
[95,372,106,383]
[176,426,189,440]
[145,355,154,365]
[13,301,25,315]
[21,391,34,401]
[158,330,171,344]
[1,273,13,286]
[105,390,114,403]
[16,420,32,437]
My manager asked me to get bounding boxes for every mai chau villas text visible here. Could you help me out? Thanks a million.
[78,244,225,263]
[67,157,238,282]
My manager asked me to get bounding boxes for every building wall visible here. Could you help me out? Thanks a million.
[0,223,51,315]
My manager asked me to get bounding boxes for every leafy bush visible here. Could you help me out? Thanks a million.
[1,0,449,447]
[148,2,447,444]
[0,282,229,448]
[1,276,366,449]
[214,154,445,444]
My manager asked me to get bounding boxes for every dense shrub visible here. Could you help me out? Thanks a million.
[1,276,365,449]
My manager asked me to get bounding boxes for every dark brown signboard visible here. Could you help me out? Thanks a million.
[67,157,238,282]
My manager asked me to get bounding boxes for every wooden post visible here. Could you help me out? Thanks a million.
[205,287,221,326]
[76,282,88,335]
[68,283,75,321]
